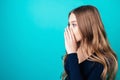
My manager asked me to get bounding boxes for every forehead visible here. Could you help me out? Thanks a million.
[69,13,77,22]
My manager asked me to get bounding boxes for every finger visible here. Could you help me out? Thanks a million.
[64,30,67,46]
[69,27,76,41]
[64,28,69,42]
[64,29,66,40]
[66,27,72,40]
[64,29,69,48]
[69,27,74,39]
[64,32,67,45]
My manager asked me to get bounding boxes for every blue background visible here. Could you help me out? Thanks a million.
[0,0,119,80]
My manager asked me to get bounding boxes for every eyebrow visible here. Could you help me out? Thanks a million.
[69,21,77,23]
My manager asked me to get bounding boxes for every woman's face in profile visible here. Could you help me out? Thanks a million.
[68,13,82,42]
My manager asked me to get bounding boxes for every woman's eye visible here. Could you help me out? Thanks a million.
[72,24,77,27]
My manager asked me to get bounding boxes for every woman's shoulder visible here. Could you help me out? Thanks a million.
[79,52,104,69]
[80,59,104,68]
[79,59,104,77]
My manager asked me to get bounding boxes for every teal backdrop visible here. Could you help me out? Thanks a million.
[0,0,120,80]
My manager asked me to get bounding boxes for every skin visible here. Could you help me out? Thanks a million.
[64,13,82,54]
[68,13,82,42]
[64,13,89,63]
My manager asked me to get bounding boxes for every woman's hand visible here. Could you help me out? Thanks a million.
[64,26,77,54]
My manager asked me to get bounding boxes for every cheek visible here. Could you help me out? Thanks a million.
[73,28,82,41]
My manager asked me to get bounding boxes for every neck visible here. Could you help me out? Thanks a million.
[77,48,93,63]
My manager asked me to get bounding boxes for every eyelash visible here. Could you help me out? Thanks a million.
[72,24,77,27]
[68,23,77,27]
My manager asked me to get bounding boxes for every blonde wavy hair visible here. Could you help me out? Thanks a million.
[61,5,118,80]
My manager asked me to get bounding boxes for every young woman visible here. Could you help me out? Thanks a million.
[61,5,118,80]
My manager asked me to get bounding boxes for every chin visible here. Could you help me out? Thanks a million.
[76,38,81,42]
[76,37,81,42]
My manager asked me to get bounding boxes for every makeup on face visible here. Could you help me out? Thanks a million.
[68,21,78,28]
